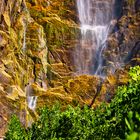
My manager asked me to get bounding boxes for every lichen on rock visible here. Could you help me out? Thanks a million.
[0,0,140,138]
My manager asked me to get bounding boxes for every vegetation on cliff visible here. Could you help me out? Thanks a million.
[5,66,140,139]
[0,0,140,138]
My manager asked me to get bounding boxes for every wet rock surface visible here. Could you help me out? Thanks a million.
[0,0,77,137]
[0,0,139,137]
[0,0,48,136]
[97,0,140,75]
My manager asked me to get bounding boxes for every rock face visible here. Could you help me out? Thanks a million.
[37,75,99,109]
[90,0,140,106]
[0,0,139,137]
[101,0,140,74]
[0,0,48,136]
[0,0,78,137]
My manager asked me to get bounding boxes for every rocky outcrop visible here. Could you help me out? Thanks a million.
[100,0,140,74]
[0,0,48,136]
[0,0,78,137]
[36,75,99,109]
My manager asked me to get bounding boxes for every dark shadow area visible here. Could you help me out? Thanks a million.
[114,0,123,19]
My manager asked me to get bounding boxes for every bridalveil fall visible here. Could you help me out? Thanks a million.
[74,0,116,76]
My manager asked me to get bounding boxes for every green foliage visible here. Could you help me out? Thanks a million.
[126,111,140,140]
[5,66,140,139]
[5,115,26,140]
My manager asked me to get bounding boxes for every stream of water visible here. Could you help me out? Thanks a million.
[75,0,115,76]
[22,7,38,110]
[22,22,27,51]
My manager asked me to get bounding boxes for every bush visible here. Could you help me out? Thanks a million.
[5,66,140,140]
[5,115,26,140]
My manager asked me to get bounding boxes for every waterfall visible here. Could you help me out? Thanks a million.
[22,5,39,110]
[27,96,37,110]
[75,0,115,76]
[26,84,38,110]
[22,22,27,51]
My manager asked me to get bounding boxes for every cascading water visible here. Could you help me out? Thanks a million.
[26,83,38,110]
[22,7,38,110]
[22,22,27,51]
[27,95,37,110]
[75,0,115,76]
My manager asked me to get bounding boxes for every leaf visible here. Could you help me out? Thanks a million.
[125,118,132,131]
[128,111,133,119]
[127,132,139,140]
[136,112,140,121]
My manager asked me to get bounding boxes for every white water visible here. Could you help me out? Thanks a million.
[75,0,115,75]
[22,22,26,51]
[27,96,37,110]
[22,6,39,110]
[26,84,37,110]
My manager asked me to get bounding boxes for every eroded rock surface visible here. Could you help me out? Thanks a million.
[0,0,48,136]
[0,0,139,137]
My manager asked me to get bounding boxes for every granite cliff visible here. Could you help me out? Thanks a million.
[0,0,139,137]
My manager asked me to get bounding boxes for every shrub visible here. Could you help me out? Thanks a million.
[5,115,26,140]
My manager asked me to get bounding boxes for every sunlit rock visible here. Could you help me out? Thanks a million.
[0,0,139,137]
